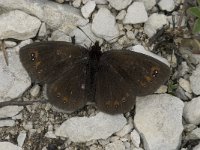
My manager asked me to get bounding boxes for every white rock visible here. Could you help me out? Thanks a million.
[144,13,168,37]
[183,97,200,125]
[158,0,175,12]
[105,140,125,150]
[51,30,72,42]
[123,2,148,24]
[179,62,189,76]
[155,85,168,94]
[138,0,156,10]
[45,131,57,139]
[128,45,170,66]
[73,0,81,7]
[0,10,41,40]
[107,0,132,10]
[134,94,184,150]
[0,0,88,34]
[94,0,107,4]
[55,112,127,142]
[179,78,192,93]
[0,142,22,150]
[30,85,40,97]
[116,10,126,20]
[56,0,64,3]
[126,31,135,40]
[0,42,31,102]
[131,130,141,148]
[193,143,200,150]
[17,131,26,147]
[190,64,200,95]
[116,123,133,137]
[186,128,200,140]
[23,121,33,131]
[91,8,119,42]
[69,24,103,48]
[0,119,15,127]
[4,41,17,48]
[38,22,47,37]
[132,148,144,150]
[82,0,90,4]
[81,1,96,18]
[0,106,23,118]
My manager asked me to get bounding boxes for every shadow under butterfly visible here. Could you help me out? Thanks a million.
[19,41,170,114]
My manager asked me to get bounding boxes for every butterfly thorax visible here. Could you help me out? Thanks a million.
[86,42,102,101]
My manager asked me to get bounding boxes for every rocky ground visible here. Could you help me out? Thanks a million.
[0,0,200,150]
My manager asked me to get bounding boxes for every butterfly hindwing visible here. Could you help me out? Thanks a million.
[95,58,136,114]
[19,41,88,83]
[97,50,170,96]
[47,62,88,111]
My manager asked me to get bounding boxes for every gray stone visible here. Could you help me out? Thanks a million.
[178,78,192,93]
[0,142,22,150]
[94,0,107,4]
[179,62,189,76]
[0,41,31,102]
[17,131,26,147]
[128,45,170,66]
[190,64,200,95]
[91,8,119,42]
[158,0,175,12]
[107,0,132,10]
[0,119,15,127]
[115,122,133,137]
[30,85,40,97]
[138,0,156,10]
[0,106,23,118]
[155,85,168,94]
[134,94,184,150]
[116,10,126,20]
[51,30,72,42]
[38,22,47,37]
[131,130,141,148]
[0,0,88,34]
[186,128,200,140]
[81,0,96,18]
[4,41,17,48]
[183,97,200,125]
[55,112,127,142]
[193,143,200,150]
[45,131,57,139]
[105,140,125,150]
[123,2,148,24]
[0,10,41,40]
[73,0,81,7]
[144,13,168,37]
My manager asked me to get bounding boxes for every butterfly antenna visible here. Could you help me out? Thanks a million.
[107,34,124,43]
[77,26,95,44]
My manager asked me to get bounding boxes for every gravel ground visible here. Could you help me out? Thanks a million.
[0,0,200,150]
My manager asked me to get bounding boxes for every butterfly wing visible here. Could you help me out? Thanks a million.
[95,58,136,114]
[46,61,89,111]
[19,41,88,83]
[97,50,170,96]
[95,50,170,114]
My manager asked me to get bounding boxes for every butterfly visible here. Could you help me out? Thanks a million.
[19,41,170,114]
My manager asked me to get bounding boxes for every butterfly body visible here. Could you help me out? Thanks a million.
[20,41,170,114]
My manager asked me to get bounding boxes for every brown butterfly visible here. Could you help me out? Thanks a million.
[19,41,170,114]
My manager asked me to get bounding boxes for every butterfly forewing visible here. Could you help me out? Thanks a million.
[95,59,136,114]
[19,41,88,83]
[97,50,170,96]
